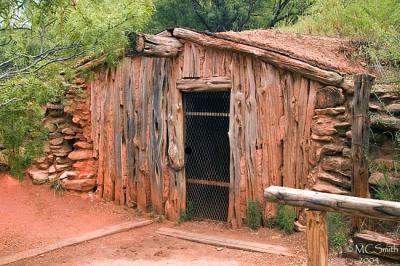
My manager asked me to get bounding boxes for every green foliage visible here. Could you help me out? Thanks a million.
[0,101,47,178]
[0,0,153,178]
[178,201,194,223]
[327,213,349,250]
[285,0,400,78]
[372,175,400,202]
[276,204,296,234]
[147,0,314,33]
[246,200,262,230]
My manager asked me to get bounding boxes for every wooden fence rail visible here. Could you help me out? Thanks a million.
[264,186,400,266]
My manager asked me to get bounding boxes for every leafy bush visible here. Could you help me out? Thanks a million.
[328,213,350,250]
[0,103,48,179]
[286,0,400,80]
[246,200,262,230]
[372,175,400,202]
[276,204,296,234]
[178,201,194,223]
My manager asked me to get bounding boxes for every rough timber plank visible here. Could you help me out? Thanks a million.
[156,227,292,256]
[351,74,375,230]
[0,220,153,266]
[173,28,343,86]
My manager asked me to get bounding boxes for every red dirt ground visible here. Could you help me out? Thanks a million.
[0,173,392,265]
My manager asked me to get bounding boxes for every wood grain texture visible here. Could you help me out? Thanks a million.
[173,28,343,86]
[306,210,328,266]
[351,74,375,230]
[176,77,231,91]
[134,33,183,57]
[265,186,400,221]
[156,227,292,256]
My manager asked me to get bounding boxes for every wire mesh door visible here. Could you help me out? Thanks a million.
[183,91,230,222]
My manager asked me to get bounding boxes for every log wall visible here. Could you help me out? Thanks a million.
[86,41,353,226]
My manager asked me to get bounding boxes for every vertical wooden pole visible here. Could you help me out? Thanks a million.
[351,74,374,231]
[306,210,328,266]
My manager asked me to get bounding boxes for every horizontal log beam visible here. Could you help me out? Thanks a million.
[172,28,344,86]
[264,186,400,221]
[177,77,232,91]
[134,33,183,57]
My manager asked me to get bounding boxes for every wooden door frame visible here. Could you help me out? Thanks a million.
[176,76,232,221]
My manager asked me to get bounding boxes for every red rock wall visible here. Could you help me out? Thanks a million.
[29,78,98,192]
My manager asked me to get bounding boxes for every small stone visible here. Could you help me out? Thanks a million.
[216,247,223,251]
[311,134,333,142]
[369,103,382,112]
[56,157,72,164]
[316,86,345,108]
[72,116,81,124]
[315,107,346,116]
[73,141,93,149]
[345,131,352,139]
[342,147,351,158]
[50,137,64,146]
[37,163,50,170]
[312,117,338,136]
[44,122,57,133]
[48,165,56,174]
[49,132,63,139]
[78,172,96,179]
[63,178,96,192]
[387,103,400,115]
[321,156,352,177]
[73,160,97,172]
[62,128,76,135]
[55,163,72,172]
[59,171,77,180]
[28,169,49,184]
[35,157,47,164]
[68,150,93,161]
[320,144,344,156]
[50,145,62,150]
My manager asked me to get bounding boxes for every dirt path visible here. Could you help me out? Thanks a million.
[0,173,137,257]
[0,173,380,265]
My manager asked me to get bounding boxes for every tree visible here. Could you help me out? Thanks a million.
[0,0,153,177]
[147,0,314,33]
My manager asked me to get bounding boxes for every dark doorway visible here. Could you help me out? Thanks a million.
[183,91,230,221]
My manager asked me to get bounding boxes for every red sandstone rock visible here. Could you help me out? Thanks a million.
[73,141,93,149]
[72,160,96,171]
[315,86,345,108]
[321,156,352,177]
[68,150,93,161]
[50,137,64,146]
[63,179,96,192]
[62,128,76,135]
[312,116,338,136]
[59,171,77,180]
[28,169,49,184]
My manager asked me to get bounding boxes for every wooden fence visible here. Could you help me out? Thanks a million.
[264,186,400,266]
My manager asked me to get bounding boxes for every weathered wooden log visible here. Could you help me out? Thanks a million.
[306,210,328,266]
[134,33,183,57]
[176,77,231,91]
[264,186,400,221]
[172,28,344,86]
[352,74,374,230]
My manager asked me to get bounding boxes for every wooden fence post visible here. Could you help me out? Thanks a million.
[351,74,375,231]
[306,210,328,266]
